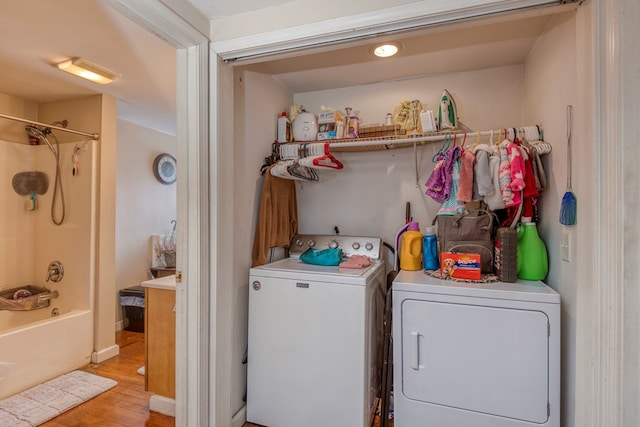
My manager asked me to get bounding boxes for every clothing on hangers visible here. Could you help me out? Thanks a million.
[456,148,475,203]
[472,144,494,200]
[252,164,298,267]
[438,158,466,216]
[498,140,515,207]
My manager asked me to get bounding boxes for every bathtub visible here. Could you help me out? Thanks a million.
[0,309,93,399]
[0,139,98,400]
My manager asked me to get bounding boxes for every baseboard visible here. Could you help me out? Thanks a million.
[91,344,120,363]
[150,394,176,417]
[232,405,247,427]
[115,320,124,331]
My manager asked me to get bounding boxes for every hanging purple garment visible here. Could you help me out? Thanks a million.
[425,152,448,203]
[425,146,461,203]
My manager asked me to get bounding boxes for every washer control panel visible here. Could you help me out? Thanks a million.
[289,234,382,261]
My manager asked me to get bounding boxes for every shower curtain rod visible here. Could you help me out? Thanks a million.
[0,112,100,140]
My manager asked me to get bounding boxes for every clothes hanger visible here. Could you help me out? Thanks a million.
[270,159,298,179]
[432,133,451,162]
[513,128,522,145]
[473,131,481,149]
[308,142,344,169]
[288,162,319,181]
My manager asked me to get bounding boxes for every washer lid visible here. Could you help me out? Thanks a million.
[392,270,560,304]
[250,257,383,285]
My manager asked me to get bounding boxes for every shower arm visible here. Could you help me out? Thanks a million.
[0,112,100,140]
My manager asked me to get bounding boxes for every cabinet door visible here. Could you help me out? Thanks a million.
[401,299,549,423]
[145,288,176,398]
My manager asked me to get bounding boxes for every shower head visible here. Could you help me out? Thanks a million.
[26,124,46,141]
[26,124,57,155]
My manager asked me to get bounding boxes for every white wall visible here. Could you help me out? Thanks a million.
[115,118,177,322]
[234,70,293,416]
[522,11,582,427]
[0,94,37,144]
[293,65,523,248]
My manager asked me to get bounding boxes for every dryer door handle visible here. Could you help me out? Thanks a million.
[410,331,422,370]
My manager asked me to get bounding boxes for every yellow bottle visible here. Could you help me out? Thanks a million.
[400,222,423,271]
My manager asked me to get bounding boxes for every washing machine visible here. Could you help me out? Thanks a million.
[392,270,560,427]
[247,234,386,427]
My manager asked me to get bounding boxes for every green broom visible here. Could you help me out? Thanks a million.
[560,105,576,225]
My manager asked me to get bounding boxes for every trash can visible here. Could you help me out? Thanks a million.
[119,285,145,332]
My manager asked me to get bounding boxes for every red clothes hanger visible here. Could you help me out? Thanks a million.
[312,142,344,169]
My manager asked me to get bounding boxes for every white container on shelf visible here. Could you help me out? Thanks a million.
[292,112,318,141]
[276,112,290,142]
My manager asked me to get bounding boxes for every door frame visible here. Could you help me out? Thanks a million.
[105,1,212,425]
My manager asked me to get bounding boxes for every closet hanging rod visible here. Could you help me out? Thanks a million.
[0,112,100,140]
[322,126,541,150]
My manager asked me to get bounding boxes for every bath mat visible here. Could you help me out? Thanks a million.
[0,370,117,426]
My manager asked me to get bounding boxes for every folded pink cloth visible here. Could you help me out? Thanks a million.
[339,255,372,269]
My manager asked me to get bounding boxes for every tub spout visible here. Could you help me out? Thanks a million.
[37,291,59,303]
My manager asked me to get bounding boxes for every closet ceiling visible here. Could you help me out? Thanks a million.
[0,0,561,134]
[243,12,555,93]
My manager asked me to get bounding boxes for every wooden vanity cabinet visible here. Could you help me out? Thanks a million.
[144,287,176,398]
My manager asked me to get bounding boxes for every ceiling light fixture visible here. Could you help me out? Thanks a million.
[55,58,120,84]
[373,43,399,58]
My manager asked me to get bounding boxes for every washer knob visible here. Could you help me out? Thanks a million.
[308,240,316,248]
[365,242,374,251]
[329,240,339,249]
[352,242,361,250]
[295,238,304,247]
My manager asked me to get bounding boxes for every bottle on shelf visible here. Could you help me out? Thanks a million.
[423,226,439,270]
[516,222,549,280]
[276,111,291,143]
[400,222,423,271]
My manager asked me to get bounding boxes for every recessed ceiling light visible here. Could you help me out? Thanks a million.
[55,58,120,84]
[373,43,399,58]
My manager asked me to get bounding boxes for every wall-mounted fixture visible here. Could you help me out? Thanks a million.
[373,43,399,58]
[55,58,120,84]
[46,260,64,283]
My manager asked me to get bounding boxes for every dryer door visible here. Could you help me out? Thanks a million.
[400,299,549,423]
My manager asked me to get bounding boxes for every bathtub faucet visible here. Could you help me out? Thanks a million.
[46,261,64,283]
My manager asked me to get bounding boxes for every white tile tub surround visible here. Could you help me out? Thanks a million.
[0,139,99,399]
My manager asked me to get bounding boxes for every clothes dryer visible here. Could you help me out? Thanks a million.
[392,270,560,427]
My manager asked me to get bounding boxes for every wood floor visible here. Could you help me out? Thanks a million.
[41,330,174,427]
[37,330,392,426]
